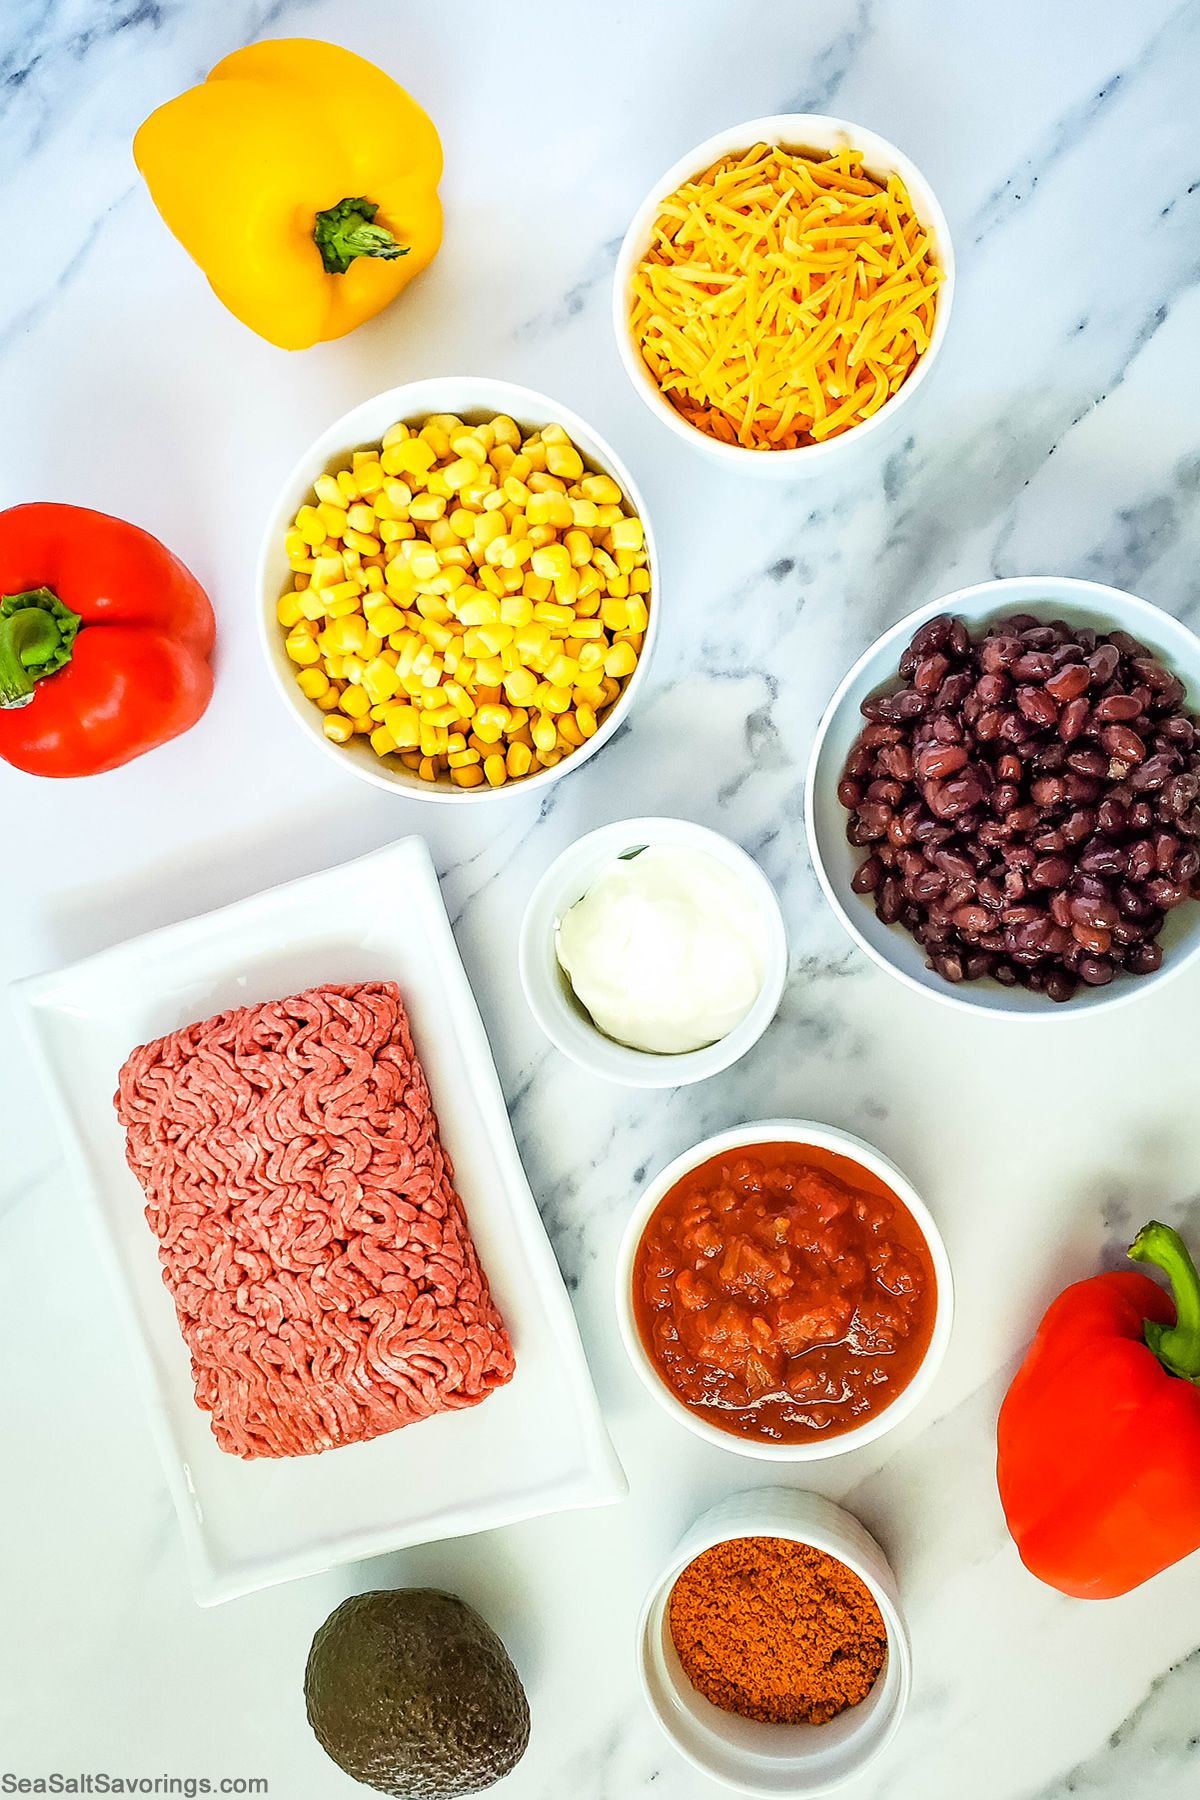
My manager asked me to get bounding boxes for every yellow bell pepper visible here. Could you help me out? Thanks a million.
[133,39,442,351]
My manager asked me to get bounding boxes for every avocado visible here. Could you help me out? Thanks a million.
[304,1588,530,1799]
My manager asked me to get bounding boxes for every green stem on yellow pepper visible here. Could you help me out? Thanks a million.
[1129,1220,1200,1385]
[0,587,82,708]
[313,197,409,275]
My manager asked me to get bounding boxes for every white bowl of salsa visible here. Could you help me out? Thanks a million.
[615,1120,953,1461]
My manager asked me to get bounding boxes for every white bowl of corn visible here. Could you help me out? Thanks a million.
[260,376,657,798]
[613,115,954,474]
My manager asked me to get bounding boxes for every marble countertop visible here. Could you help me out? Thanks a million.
[5,1,1200,1796]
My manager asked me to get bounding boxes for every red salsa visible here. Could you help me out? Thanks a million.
[632,1142,937,1444]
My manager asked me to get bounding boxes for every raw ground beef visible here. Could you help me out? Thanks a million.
[114,982,515,1459]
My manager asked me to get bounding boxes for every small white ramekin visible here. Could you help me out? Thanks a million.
[258,376,658,802]
[638,1487,911,1795]
[518,817,788,1087]
[613,115,954,477]
[615,1120,952,1457]
[805,575,1200,1017]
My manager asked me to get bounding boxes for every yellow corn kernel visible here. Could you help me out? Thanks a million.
[458,594,502,627]
[497,595,531,629]
[386,437,437,476]
[447,747,481,770]
[473,512,508,547]
[402,544,439,583]
[546,442,584,480]
[313,475,346,507]
[531,599,573,627]
[525,524,555,549]
[542,684,572,714]
[344,504,374,535]
[578,643,606,676]
[563,528,593,567]
[499,539,535,570]
[276,592,304,628]
[333,470,359,504]
[296,667,329,699]
[340,684,372,719]
[481,753,506,787]
[361,657,400,704]
[557,713,584,747]
[626,596,649,632]
[553,568,580,605]
[285,629,321,665]
[476,565,504,596]
[580,474,622,505]
[515,622,552,662]
[522,573,554,604]
[488,414,519,449]
[473,655,503,685]
[444,682,474,719]
[502,741,531,779]
[368,726,396,757]
[530,713,556,754]
[546,654,580,688]
[382,704,421,747]
[475,623,514,656]
[604,641,638,679]
[381,421,410,449]
[418,755,440,782]
[294,504,327,547]
[342,528,380,557]
[569,499,600,528]
[316,687,343,711]
[576,704,598,738]
[323,713,355,744]
[362,601,406,638]
[342,654,367,685]
[599,598,629,632]
[451,763,484,787]
[502,666,538,705]
[606,573,630,600]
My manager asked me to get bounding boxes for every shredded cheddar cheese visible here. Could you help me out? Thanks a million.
[629,142,942,451]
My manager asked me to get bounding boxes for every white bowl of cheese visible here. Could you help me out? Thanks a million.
[613,115,954,476]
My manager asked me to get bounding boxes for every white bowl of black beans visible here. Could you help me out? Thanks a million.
[806,577,1200,1014]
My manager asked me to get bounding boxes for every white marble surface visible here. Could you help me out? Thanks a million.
[4,1,1200,1795]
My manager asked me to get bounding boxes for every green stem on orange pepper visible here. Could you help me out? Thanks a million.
[0,588,82,709]
[1129,1220,1200,1384]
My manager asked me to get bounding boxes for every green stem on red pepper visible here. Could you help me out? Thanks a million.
[0,587,82,708]
[312,197,408,275]
[1129,1220,1200,1384]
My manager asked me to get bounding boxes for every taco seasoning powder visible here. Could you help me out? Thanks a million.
[668,1535,887,1725]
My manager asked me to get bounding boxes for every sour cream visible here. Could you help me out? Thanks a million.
[555,844,767,1054]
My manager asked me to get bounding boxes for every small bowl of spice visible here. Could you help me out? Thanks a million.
[614,115,952,475]
[638,1487,911,1794]
[616,1120,952,1457]
[519,816,788,1087]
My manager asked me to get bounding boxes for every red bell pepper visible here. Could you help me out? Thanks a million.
[996,1221,1200,1599]
[0,502,214,777]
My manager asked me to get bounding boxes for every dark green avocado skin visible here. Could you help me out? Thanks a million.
[304,1589,531,1799]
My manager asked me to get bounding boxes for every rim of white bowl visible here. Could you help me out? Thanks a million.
[257,376,659,802]
[637,1487,912,1796]
[518,817,789,1087]
[612,114,955,472]
[615,1119,953,1459]
[805,575,1200,1017]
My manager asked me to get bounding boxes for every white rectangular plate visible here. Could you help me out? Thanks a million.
[13,838,626,1604]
